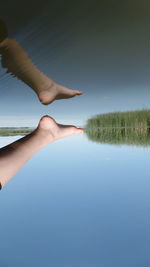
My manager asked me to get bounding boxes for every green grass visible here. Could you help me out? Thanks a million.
[0,127,33,136]
[85,109,150,147]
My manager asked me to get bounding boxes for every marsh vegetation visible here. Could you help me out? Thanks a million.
[85,109,150,146]
[0,127,33,136]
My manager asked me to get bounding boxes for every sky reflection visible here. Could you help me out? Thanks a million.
[1,0,150,266]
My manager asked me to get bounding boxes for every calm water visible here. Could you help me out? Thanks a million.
[1,1,150,266]
[1,133,150,267]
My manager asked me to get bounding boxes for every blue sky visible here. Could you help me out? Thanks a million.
[1,2,150,266]
[1,133,150,266]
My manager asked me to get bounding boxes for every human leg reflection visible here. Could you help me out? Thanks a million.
[0,19,83,105]
[0,116,83,188]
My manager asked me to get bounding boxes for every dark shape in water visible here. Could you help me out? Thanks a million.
[85,109,150,147]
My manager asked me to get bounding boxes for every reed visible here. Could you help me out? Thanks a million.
[0,127,33,136]
[85,109,150,147]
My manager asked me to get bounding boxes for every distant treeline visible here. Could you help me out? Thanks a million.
[85,109,150,147]
[0,127,33,136]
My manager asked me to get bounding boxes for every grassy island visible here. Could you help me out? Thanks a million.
[0,127,33,136]
[85,109,150,147]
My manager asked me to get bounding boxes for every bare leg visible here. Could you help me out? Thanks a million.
[0,37,83,105]
[0,116,83,188]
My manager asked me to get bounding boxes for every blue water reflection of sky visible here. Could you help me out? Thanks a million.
[1,134,150,267]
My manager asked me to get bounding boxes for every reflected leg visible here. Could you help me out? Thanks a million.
[0,25,83,105]
[0,115,83,188]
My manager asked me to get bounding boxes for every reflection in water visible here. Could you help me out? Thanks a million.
[85,109,150,147]
[0,19,83,105]
[0,19,83,189]
[1,3,150,266]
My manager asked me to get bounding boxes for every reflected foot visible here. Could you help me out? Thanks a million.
[35,115,83,145]
[38,81,83,105]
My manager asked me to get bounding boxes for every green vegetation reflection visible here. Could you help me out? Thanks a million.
[85,109,150,147]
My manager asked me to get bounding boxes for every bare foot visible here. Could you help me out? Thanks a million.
[0,37,83,105]
[35,115,84,145]
[0,116,83,188]
[38,81,83,105]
